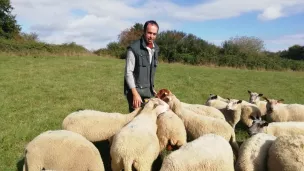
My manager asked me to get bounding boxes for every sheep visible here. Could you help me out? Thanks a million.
[235,133,276,171]
[62,107,142,142]
[225,98,262,127]
[205,94,261,127]
[205,94,229,109]
[156,109,187,152]
[22,130,104,171]
[268,135,304,171]
[157,89,225,120]
[110,97,169,171]
[161,93,239,158]
[263,97,304,122]
[248,90,267,116]
[159,134,235,171]
[181,102,225,120]
[248,117,304,137]
[225,99,243,128]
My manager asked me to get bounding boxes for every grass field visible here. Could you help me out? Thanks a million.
[1,55,304,170]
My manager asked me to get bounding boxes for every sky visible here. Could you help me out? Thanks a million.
[11,0,304,52]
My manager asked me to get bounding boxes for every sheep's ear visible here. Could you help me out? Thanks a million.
[162,96,170,103]
[250,115,256,120]
[258,94,263,97]
[248,90,251,94]
[261,122,269,127]
[210,95,217,100]
[237,100,242,104]
[262,96,269,102]
[257,116,262,120]
[278,99,284,103]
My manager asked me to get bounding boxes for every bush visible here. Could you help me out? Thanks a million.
[0,38,91,56]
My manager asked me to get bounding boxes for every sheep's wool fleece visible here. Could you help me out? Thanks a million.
[23,130,104,171]
[268,135,304,171]
[160,134,234,171]
[235,133,276,171]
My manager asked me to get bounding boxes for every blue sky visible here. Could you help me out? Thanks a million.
[11,0,304,51]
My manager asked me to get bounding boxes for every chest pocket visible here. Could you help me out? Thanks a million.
[138,54,150,67]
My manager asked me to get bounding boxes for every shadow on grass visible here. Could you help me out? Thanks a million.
[93,139,168,171]
[93,140,112,171]
[235,122,250,147]
[16,157,24,171]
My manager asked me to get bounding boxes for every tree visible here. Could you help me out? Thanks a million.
[118,23,143,47]
[0,0,21,39]
[222,36,265,55]
[280,45,304,60]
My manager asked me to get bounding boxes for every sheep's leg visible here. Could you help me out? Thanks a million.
[230,133,239,161]
[111,158,123,171]
[123,159,133,171]
[23,153,44,171]
[136,162,153,171]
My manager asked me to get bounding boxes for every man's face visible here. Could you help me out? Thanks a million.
[144,23,158,44]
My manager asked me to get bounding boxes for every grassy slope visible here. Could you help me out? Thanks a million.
[1,55,304,170]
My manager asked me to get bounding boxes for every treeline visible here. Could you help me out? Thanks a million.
[0,0,91,56]
[94,23,304,71]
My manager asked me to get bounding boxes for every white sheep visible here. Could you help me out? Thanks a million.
[62,107,142,142]
[157,89,225,120]
[225,98,262,127]
[156,109,187,152]
[161,94,239,158]
[110,98,169,171]
[205,94,260,128]
[235,133,276,171]
[248,90,267,116]
[268,135,304,171]
[225,99,243,129]
[248,117,304,137]
[22,130,104,171]
[205,94,244,129]
[181,102,225,120]
[263,97,304,122]
[159,134,235,171]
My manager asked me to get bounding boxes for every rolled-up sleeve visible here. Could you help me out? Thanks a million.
[125,49,136,89]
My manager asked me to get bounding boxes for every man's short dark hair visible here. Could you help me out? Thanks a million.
[144,20,159,32]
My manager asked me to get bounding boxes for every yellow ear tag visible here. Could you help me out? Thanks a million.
[144,99,149,103]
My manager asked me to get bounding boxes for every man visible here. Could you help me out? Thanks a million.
[124,20,160,112]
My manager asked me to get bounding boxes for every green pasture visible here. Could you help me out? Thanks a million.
[1,55,303,170]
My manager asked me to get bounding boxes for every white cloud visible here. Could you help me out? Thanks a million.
[10,0,304,50]
[265,34,304,51]
[258,5,284,20]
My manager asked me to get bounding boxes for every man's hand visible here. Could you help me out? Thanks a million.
[153,89,157,96]
[131,88,142,109]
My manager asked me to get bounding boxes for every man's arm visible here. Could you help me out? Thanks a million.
[125,50,142,108]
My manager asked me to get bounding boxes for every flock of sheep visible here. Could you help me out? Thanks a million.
[21,89,304,171]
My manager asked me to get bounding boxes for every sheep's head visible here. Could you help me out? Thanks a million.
[248,90,263,104]
[226,98,242,110]
[263,97,284,113]
[156,89,172,100]
[247,116,268,136]
[144,97,169,115]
